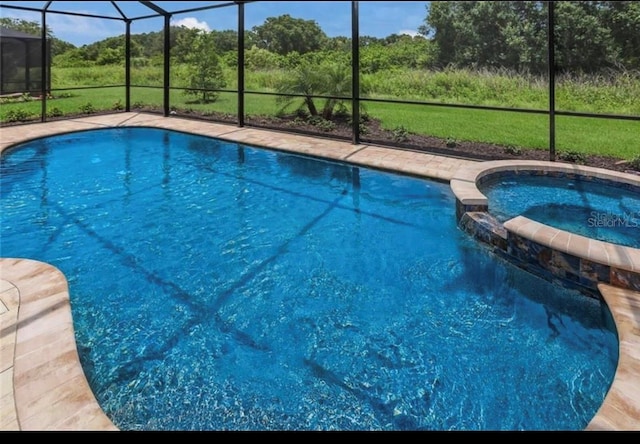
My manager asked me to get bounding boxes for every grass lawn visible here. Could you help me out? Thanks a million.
[1,86,638,160]
[364,101,640,159]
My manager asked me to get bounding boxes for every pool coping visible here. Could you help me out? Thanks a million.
[1,113,639,430]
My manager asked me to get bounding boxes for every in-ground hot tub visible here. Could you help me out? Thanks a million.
[450,160,640,295]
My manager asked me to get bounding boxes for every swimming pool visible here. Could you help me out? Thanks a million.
[0,127,618,431]
[478,173,640,249]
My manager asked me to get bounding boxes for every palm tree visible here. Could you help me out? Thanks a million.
[320,62,352,120]
[275,61,351,119]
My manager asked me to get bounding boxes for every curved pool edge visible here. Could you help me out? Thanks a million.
[587,283,640,431]
[0,114,639,430]
[0,258,118,431]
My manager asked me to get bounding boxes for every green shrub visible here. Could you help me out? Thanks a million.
[46,107,64,118]
[308,115,335,132]
[391,125,410,142]
[504,145,523,156]
[80,102,96,114]
[558,150,587,164]
[4,109,31,122]
[628,155,640,171]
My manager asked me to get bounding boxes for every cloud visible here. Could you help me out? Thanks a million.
[170,17,211,32]
[0,9,117,45]
[46,13,123,46]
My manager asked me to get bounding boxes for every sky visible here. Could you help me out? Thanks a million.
[0,1,431,46]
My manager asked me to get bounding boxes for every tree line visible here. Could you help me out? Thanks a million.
[45,13,433,75]
[422,1,640,74]
[3,1,639,75]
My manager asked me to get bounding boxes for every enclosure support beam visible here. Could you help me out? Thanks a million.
[237,1,245,127]
[125,20,131,112]
[163,14,171,117]
[139,1,172,117]
[548,0,556,161]
[140,1,168,16]
[40,10,47,122]
[351,1,360,145]
[27,39,32,96]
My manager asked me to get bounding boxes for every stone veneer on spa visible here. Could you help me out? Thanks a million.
[450,161,640,296]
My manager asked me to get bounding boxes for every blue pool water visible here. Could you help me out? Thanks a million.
[0,128,618,431]
[479,174,640,248]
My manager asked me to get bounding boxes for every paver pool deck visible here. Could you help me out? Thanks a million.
[1,113,639,431]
